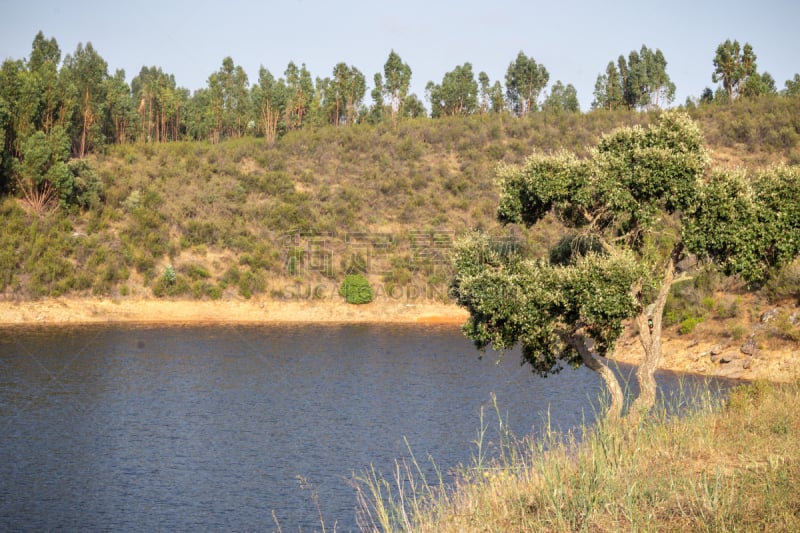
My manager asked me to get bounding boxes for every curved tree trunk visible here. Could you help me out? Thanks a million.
[630,255,679,416]
[572,333,624,420]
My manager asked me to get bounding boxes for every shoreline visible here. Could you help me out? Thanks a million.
[1,297,797,383]
[0,296,470,327]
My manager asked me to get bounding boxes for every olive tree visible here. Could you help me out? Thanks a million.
[451,113,710,420]
[453,114,800,420]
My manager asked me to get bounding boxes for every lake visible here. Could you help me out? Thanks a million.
[0,323,735,531]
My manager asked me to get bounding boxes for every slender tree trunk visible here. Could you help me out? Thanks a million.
[80,87,90,158]
[571,333,624,420]
[630,254,679,416]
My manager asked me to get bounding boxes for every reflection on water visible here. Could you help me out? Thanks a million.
[0,324,738,531]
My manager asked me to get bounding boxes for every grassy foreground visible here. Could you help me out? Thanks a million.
[355,381,800,532]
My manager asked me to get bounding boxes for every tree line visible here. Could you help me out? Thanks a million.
[2,32,799,205]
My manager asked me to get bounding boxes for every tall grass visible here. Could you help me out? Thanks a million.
[354,381,800,532]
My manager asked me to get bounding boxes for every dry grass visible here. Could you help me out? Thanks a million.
[355,381,800,532]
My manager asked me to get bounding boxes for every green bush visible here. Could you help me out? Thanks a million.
[339,273,374,304]
[237,269,265,299]
[679,315,704,335]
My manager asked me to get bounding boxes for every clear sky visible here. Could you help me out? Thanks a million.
[2,0,799,111]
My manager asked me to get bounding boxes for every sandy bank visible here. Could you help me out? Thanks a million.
[0,297,469,327]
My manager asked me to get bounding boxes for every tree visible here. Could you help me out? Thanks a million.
[783,74,800,97]
[543,80,580,113]
[61,42,108,157]
[741,71,777,98]
[325,62,366,126]
[251,66,287,142]
[28,32,63,136]
[505,51,549,116]
[284,62,314,130]
[451,113,711,420]
[132,66,185,142]
[366,72,385,124]
[104,69,133,144]
[712,39,758,102]
[426,63,478,118]
[383,50,412,121]
[593,46,675,110]
[592,62,624,110]
[402,94,426,118]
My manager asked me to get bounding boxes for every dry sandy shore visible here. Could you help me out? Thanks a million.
[0,297,469,326]
[1,297,797,382]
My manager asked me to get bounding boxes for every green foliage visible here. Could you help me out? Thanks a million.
[237,268,265,299]
[592,45,675,110]
[451,231,642,376]
[339,273,374,304]
[684,165,800,284]
[678,315,704,334]
[162,264,176,285]
[427,63,478,118]
[505,51,549,115]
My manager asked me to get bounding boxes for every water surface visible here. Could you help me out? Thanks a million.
[0,324,735,531]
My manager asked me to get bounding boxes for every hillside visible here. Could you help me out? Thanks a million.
[0,101,798,380]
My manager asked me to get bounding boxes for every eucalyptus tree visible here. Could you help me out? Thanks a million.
[220,57,250,137]
[326,62,366,126]
[367,72,385,123]
[593,46,674,110]
[0,59,24,192]
[543,81,580,113]
[478,72,491,114]
[712,39,758,101]
[284,61,314,130]
[382,50,412,121]
[426,63,478,118]
[784,74,800,97]
[251,66,287,142]
[402,94,426,118]
[592,62,624,110]
[132,66,184,142]
[28,32,64,136]
[505,51,549,116]
[451,113,711,420]
[104,69,133,144]
[61,42,108,157]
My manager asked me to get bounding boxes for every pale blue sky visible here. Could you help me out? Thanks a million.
[2,0,798,111]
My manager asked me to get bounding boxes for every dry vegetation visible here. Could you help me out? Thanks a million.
[2,98,799,306]
[356,380,800,532]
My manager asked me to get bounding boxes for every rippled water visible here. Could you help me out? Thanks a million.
[0,324,735,531]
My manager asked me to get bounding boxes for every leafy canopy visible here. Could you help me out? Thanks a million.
[452,113,710,376]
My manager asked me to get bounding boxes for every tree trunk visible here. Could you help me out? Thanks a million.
[630,255,678,416]
[572,334,624,421]
[80,87,90,158]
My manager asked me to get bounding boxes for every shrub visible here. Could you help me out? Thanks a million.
[237,269,265,299]
[679,315,704,335]
[339,273,374,304]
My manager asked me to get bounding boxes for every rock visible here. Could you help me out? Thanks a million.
[719,355,733,364]
[743,358,752,370]
[789,312,800,326]
[710,344,723,356]
[710,353,722,364]
[760,308,779,323]
[741,338,757,356]
[687,338,699,348]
